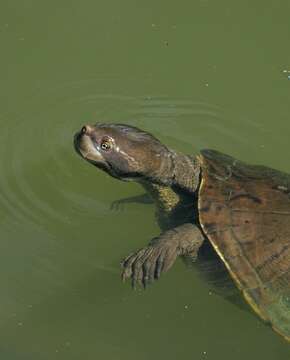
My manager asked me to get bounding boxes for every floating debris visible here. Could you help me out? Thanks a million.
[281,70,290,79]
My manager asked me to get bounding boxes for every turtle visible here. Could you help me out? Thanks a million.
[74,123,290,342]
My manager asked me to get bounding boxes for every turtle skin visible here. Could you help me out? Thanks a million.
[74,123,290,342]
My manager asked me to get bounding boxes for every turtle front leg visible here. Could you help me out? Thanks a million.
[121,223,204,288]
[110,193,153,211]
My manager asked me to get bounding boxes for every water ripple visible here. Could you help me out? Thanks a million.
[0,78,263,235]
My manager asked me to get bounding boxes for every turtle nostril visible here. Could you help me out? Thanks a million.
[81,125,94,135]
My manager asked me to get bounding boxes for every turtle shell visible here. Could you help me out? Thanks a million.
[198,149,290,341]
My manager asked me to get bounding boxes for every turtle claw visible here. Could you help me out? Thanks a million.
[121,242,178,288]
[121,224,205,288]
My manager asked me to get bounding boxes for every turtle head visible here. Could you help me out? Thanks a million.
[74,123,172,182]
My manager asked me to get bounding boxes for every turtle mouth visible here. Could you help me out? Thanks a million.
[73,131,110,172]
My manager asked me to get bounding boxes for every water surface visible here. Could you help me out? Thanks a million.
[1,1,290,359]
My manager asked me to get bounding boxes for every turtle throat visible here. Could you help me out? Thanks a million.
[170,152,201,193]
[143,150,201,194]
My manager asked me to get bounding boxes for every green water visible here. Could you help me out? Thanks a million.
[1,1,290,359]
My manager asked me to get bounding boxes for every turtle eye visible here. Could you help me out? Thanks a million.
[100,138,112,151]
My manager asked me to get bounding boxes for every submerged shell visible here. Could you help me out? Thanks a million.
[198,149,290,341]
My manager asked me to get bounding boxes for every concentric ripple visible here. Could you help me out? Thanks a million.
[0,77,265,247]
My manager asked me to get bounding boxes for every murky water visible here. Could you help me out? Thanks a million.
[1,1,290,359]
